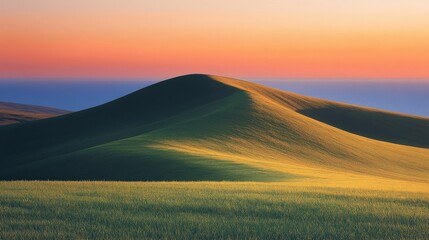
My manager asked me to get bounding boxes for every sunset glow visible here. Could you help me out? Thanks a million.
[1,0,429,80]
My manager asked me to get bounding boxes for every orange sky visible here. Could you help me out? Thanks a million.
[1,0,429,80]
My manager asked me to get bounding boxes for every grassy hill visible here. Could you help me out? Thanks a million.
[0,102,70,125]
[0,74,428,182]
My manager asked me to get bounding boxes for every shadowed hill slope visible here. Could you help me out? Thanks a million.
[0,102,70,125]
[298,103,429,148]
[0,74,428,182]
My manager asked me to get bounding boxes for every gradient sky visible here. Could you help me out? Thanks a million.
[1,1,429,80]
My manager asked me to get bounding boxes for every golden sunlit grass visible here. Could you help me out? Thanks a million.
[139,75,429,183]
[1,181,428,240]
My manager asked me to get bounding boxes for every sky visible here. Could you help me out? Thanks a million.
[1,0,429,80]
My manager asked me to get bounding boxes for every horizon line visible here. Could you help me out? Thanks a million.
[1,75,429,83]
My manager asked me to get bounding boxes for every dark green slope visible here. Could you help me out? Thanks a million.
[0,92,288,181]
[0,75,236,164]
[0,74,287,181]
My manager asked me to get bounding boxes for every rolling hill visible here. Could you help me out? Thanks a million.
[0,74,428,183]
[0,102,70,125]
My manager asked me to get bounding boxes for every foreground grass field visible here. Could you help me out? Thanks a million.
[1,181,428,240]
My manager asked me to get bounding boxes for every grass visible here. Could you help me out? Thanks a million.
[1,181,428,240]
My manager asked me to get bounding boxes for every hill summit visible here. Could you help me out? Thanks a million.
[0,74,428,182]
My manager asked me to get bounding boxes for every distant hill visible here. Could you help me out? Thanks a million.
[0,74,428,182]
[0,102,70,125]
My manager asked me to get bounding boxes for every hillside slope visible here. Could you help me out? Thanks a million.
[0,74,428,182]
[0,102,70,125]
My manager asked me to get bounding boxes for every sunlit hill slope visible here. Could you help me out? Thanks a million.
[0,102,69,125]
[0,74,428,184]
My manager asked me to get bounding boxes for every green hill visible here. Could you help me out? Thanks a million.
[0,74,428,182]
[0,102,69,125]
